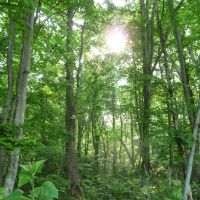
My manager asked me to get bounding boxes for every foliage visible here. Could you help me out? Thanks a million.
[2,160,58,200]
[0,0,200,199]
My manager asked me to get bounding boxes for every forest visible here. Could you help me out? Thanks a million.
[0,0,200,199]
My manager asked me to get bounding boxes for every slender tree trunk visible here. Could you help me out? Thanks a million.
[183,98,200,200]
[84,124,89,156]
[169,0,199,191]
[76,20,85,159]
[77,121,83,159]
[157,7,186,178]
[0,6,15,186]
[4,1,35,194]
[119,114,123,169]
[130,114,135,169]
[0,149,5,187]
[106,129,109,172]
[65,8,82,198]
[119,138,134,169]
[112,89,117,174]
[168,0,195,128]
[92,117,100,172]
[102,131,107,172]
[1,5,15,125]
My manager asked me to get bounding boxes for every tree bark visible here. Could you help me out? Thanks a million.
[4,1,35,194]
[76,20,85,159]
[65,8,82,198]
[139,0,155,177]
[183,98,200,200]
[0,5,15,186]
[91,116,100,172]
[168,0,199,190]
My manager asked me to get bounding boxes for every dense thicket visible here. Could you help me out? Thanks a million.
[0,0,200,199]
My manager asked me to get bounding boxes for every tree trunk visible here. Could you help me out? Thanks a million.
[77,121,83,159]
[168,0,195,128]
[183,98,200,200]
[4,1,35,194]
[130,113,135,169]
[139,0,155,178]
[84,125,89,156]
[1,4,15,125]
[119,114,123,169]
[112,89,117,174]
[102,123,109,173]
[92,117,100,172]
[157,7,185,178]
[65,8,82,198]
[0,5,15,186]
[76,20,85,159]
[169,0,199,190]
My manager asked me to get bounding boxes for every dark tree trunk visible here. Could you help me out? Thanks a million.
[92,120,100,172]
[65,8,82,198]
[139,0,155,178]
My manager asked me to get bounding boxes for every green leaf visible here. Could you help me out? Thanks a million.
[18,160,46,188]
[40,181,58,199]
[20,165,30,173]
[32,160,46,175]
[30,187,41,198]
[18,174,31,188]
[31,181,58,200]
[4,190,30,200]
[39,181,58,199]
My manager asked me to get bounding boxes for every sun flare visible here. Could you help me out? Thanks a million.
[105,26,128,54]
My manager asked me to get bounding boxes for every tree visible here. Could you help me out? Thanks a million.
[65,7,82,198]
[3,0,36,194]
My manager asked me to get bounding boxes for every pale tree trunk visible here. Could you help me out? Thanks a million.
[119,138,134,169]
[65,8,82,198]
[0,5,15,186]
[4,1,36,194]
[119,113,135,169]
[168,0,199,195]
[183,98,200,200]
[1,4,15,125]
